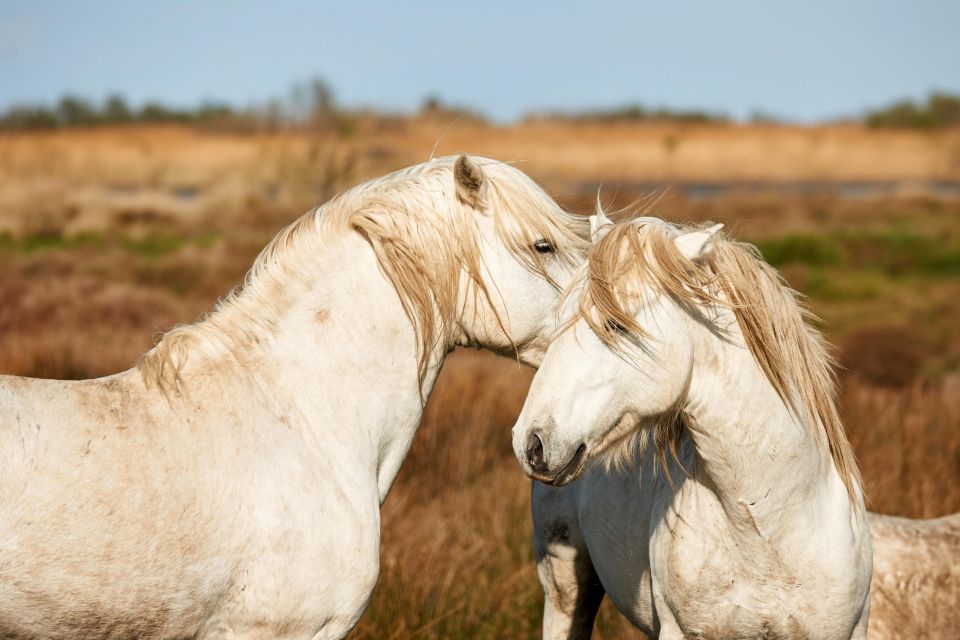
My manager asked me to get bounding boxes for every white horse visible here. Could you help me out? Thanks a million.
[512,214,872,639]
[0,155,590,639]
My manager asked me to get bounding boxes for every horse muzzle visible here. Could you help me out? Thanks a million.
[521,431,588,486]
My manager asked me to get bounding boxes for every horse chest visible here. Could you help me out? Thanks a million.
[658,571,811,640]
[651,515,859,640]
[198,479,382,638]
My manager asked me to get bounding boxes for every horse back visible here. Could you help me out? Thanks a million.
[0,371,231,638]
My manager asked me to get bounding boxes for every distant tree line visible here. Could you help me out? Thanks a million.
[0,78,344,132]
[864,92,960,129]
[2,82,958,131]
[0,94,242,130]
[539,92,960,128]
[531,104,730,124]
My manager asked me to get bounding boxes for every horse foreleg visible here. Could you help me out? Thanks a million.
[533,481,605,640]
[851,599,870,640]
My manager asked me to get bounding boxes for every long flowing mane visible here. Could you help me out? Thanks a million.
[576,219,862,499]
[138,156,589,388]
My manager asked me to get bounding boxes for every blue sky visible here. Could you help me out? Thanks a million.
[2,0,958,122]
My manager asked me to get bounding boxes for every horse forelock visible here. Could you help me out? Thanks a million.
[573,218,862,501]
[138,156,590,390]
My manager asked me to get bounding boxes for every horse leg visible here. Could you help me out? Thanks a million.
[533,481,605,640]
[850,597,871,640]
[538,551,605,640]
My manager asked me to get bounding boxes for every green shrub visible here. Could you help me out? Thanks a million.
[865,92,960,129]
[754,234,841,267]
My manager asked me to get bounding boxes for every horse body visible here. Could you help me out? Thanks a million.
[534,466,959,640]
[0,376,384,640]
[867,512,960,639]
[0,156,588,639]
[532,333,871,639]
[516,217,871,639]
[647,314,871,640]
[0,233,419,638]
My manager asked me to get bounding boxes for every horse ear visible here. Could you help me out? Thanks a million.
[589,210,614,242]
[675,223,724,262]
[454,155,485,209]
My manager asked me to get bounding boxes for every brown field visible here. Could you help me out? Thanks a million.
[1,121,958,638]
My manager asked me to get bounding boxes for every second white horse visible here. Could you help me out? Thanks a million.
[513,215,872,639]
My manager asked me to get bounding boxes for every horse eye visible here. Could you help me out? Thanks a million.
[606,319,628,335]
[533,239,555,254]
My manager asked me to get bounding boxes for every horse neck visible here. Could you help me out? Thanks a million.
[199,230,449,504]
[681,307,846,536]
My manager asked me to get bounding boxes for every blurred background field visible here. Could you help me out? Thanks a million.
[1,113,958,638]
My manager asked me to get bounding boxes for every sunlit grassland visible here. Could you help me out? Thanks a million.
[0,123,957,638]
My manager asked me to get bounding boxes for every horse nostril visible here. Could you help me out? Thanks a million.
[526,432,545,472]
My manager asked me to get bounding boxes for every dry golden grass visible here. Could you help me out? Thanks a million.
[0,123,958,638]
[2,121,959,237]
[412,120,960,184]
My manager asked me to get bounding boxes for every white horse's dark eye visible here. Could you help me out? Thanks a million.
[533,239,555,254]
[606,319,628,335]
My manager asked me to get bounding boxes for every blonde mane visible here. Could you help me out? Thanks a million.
[138,156,589,390]
[576,219,862,499]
